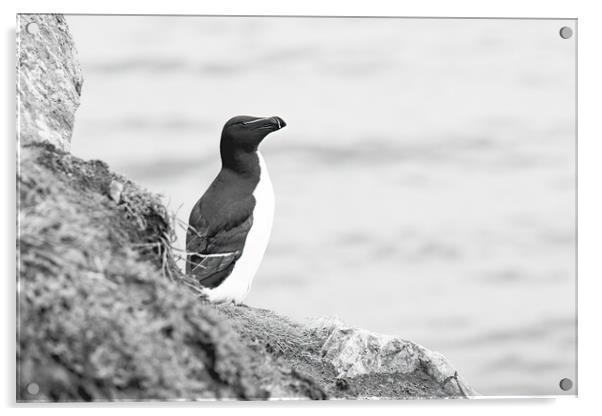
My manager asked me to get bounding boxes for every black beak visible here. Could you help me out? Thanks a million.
[270,116,286,130]
[243,116,287,131]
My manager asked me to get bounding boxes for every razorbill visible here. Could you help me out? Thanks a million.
[186,115,286,303]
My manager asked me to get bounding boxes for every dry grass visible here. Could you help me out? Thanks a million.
[17,143,320,401]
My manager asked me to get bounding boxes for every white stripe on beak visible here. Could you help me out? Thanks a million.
[242,118,267,125]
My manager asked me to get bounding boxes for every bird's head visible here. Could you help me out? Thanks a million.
[220,115,286,153]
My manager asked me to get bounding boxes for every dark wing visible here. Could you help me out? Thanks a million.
[186,196,254,288]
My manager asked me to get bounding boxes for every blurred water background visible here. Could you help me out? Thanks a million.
[66,16,576,396]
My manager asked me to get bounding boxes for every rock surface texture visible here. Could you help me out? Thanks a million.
[17,14,476,401]
[17,14,83,152]
[314,319,476,397]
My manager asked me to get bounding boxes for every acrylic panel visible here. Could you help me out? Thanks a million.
[17,14,576,401]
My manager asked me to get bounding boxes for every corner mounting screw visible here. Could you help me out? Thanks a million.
[559,26,573,39]
[26,22,40,35]
[26,382,40,395]
[559,378,573,391]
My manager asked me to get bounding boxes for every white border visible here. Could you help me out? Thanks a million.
[3,1,601,415]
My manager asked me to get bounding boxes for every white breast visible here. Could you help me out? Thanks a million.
[202,152,274,303]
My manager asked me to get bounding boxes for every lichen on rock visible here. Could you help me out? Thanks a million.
[17,14,83,152]
[311,318,476,397]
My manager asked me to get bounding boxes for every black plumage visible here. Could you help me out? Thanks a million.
[186,115,286,288]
